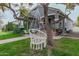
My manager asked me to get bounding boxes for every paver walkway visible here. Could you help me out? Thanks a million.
[0,34,29,44]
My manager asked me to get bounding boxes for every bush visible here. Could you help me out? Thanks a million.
[13,28,25,34]
[3,22,17,32]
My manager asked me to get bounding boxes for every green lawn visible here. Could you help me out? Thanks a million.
[52,37,79,56]
[0,38,47,56]
[0,39,30,56]
[0,37,79,56]
[0,32,22,40]
[0,31,10,35]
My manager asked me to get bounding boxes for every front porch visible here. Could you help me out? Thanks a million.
[29,5,73,37]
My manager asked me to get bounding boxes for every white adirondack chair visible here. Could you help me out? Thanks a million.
[29,29,47,50]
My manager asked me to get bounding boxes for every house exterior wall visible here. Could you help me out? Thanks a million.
[65,19,73,31]
[30,5,73,32]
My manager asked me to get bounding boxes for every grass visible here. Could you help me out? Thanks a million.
[0,37,79,56]
[0,32,22,40]
[0,38,47,56]
[52,37,79,56]
[0,31,10,35]
[0,39,30,56]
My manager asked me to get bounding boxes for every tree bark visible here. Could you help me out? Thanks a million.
[42,4,54,56]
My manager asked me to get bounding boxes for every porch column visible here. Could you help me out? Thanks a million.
[55,13,59,29]
[55,13,59,21]
[62,18,66,35]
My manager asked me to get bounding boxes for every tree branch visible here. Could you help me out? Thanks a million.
[2,4,24,20]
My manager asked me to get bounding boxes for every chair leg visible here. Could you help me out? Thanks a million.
[40,43,43,50]
[44,42,46,48]
[36,44,38,50]
[32,44,34,50]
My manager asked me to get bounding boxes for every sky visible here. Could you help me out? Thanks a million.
[1,3,79,25]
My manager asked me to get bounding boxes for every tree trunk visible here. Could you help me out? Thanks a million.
[42,4,54,55]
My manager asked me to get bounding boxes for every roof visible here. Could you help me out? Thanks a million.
[30,5,59,18]
[30,5,73,22]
